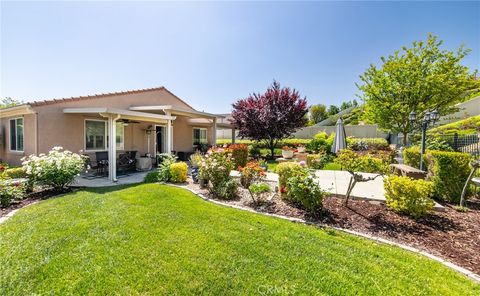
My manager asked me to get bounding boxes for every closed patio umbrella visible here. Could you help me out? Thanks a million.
[331,118,347,153]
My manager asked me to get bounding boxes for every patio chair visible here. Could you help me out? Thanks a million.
[95,151,109,176]
[117,153,136,174]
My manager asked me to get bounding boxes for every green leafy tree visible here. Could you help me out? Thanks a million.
[0,97,23,109]
[309,104,327,124]
[327,105,340,116]
[357,34,479,145]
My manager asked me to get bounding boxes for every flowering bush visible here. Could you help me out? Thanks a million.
[239,161,266,188]
[22,147,86,190]
[199,150,237,199]
[228,144,249,168]
[169,162,188,183]
[286,174,326,214]
[0,180,26,207]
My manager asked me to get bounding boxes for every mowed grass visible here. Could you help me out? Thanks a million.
[0,184,478,295]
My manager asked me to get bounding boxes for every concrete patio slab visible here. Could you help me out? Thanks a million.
[72,171,152,187]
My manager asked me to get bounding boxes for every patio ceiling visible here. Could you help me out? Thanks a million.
[129,105,224,119]
[63,107,176,123]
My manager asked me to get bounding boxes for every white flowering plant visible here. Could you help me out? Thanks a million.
[22,147,87,190]
[199,149,237,199]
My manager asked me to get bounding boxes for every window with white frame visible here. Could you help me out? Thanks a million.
[193,128,207,146]
[9,118,24,152]
[85,120,124,151]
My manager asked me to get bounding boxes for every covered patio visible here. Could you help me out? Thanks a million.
[64,106,234,184]
[64,107,176,182]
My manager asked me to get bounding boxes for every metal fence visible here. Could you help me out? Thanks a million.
[440,133,480,156]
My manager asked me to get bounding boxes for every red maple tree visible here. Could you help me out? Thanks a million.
[230,81,308,159]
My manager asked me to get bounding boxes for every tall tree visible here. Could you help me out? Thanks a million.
[357,34,479,145]
[0,97,23,109]
[309,104,327,124]
[231,81,308,158]
[327,105,340,116]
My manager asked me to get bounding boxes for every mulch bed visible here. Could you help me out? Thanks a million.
[186,179,480,274]
[0,188,72,218]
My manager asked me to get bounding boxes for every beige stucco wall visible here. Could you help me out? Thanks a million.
[1,88,217,165]
[0,113,37,166]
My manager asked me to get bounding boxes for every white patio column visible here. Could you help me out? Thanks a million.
[212,117,217,147]
[166,111,173,154]
[231,128,236,144]
[108,115,118,182]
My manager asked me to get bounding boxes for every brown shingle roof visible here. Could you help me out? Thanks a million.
[29,86,195,110]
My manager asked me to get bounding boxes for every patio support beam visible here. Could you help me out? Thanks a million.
[212,117,217,147]
[231,128,236,144]
[166,111,173,154]
[108,114,120,182]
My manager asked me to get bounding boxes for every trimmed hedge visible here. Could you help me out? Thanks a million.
[403,148,472,203]
[403,146,424,169]
[348,138,389,151]
[217,139,311,149]
[384,175,434,218]
[427,151,471,203]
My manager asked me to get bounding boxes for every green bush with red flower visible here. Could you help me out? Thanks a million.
[0,180,26,207]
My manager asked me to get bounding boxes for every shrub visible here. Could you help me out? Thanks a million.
[157,154,177,182]
[169,162,188,183]
[403,146,424,169]
[189,152,203,168]
[229,144,249,168]
[3,167,27,179]
[22,147,86,190]
[248,182,271,203]
[276,162,308,189]
[384,175,434,218]
[427,151,471,203]
[239,161,266,188]
[248,145,261,159]
[307,132,332,153]
[334,149,389,174]
[144,171,159,183]
[0,180,26,207]
[200,150,237,199]
[307,152,331,169]
[286,174,326,214]
[349,138,389,151]
[211,179,238,200]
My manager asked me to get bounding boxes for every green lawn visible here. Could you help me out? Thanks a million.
[0,184,478,295]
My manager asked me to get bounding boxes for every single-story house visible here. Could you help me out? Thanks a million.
[0,86,234,180]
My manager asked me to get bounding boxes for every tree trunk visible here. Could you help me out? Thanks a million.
[268,139,276,160]
[460,165,478,208]
[344,176,355,206]
[403,127,408,146]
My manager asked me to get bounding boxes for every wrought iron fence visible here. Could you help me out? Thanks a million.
[440,133,480,156]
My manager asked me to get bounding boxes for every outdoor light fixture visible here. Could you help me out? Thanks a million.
[409,109,439,171]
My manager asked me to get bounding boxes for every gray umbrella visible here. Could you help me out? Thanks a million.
[331,118,347,153]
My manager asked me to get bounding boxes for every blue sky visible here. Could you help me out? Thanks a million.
[1,1,479,113]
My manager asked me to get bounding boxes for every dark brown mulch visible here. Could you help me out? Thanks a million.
[0,188,72,218]
[187,179,480,274]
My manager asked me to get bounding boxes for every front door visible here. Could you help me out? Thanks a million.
[156,126,166,155]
